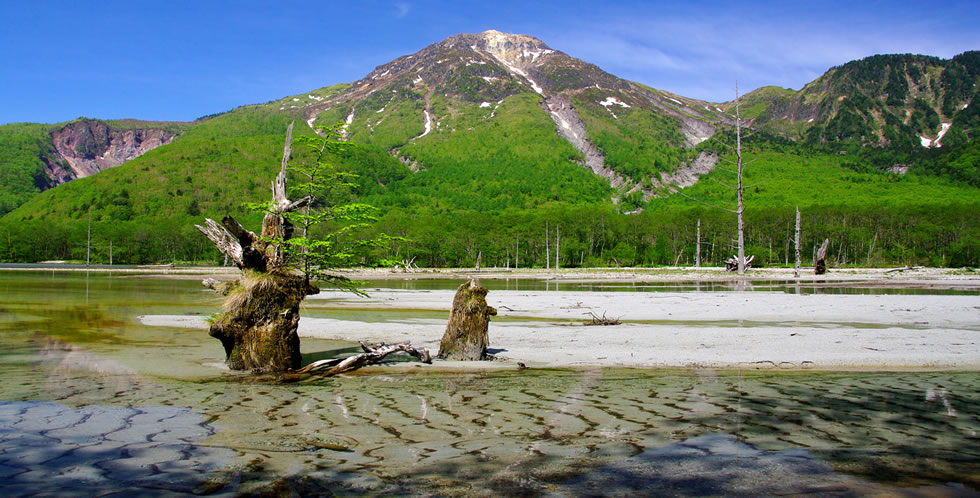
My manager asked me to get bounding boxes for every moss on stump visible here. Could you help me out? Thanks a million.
[209,271,318,372]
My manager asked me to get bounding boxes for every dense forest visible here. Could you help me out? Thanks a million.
[2,130,976,268]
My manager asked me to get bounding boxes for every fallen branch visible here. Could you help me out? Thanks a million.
[293,343,432,376]
[397,256,419,273]
[884,265,924,274]
[585,311,621,326]
[724,254,754,272]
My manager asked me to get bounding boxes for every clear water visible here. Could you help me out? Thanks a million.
[0,270,977,495]
[360,276,980,295]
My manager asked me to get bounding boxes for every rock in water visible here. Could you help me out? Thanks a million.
[438,279,497,360]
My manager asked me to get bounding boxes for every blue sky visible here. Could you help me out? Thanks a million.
[2,0,977,125]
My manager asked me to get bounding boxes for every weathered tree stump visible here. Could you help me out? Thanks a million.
[438,279,497,360]
[815,238,830,275]
[208,272,317,371]
[196,122,319,373]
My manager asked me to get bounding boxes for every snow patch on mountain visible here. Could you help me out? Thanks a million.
[920,122,953,148]
[600,97,630,108]
[419,110,432,138]
[935,122,952,147]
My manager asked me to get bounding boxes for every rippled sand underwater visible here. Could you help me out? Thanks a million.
[3,345,978,496]
[0,271,977,495]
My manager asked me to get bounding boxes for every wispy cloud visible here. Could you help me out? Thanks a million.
[536,2,979,101]
[394,2,410,18]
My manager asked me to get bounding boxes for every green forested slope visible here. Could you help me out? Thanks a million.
[0,123,57,217]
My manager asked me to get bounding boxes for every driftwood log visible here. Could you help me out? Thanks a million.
[438,279,497,360]
[724,255,754,272]
[293,343,432,376]
[815,238,830,275]
[196,122,319,373]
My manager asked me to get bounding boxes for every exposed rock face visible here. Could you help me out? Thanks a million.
[631,84,718,147]
[543,95,626,188]
[41,119,175,188]
[659,151,720,189]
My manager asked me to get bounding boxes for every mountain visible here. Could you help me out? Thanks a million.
[0,119,183,216]
[0,31,978,267]
[732,52,980,149]
[276,30,724,206]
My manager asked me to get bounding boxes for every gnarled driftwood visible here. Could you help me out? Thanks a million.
[294,342,432,376]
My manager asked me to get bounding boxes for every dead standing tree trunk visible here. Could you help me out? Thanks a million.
[438,279,497,360]
[794,207,802,278]
[196,122,318,372]
[815,238,830,275]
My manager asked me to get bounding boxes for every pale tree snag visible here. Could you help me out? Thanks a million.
[735,82,746,275]
[725,254,754,272]
[815,238,830,275]
[676,82,750,273]
[196,122,319,372]
[438,279,497,360]
[695,219,701,268]
[794,207,802,278]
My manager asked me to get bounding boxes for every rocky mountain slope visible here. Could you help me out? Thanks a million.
[0,119,179,216]
[1,31,977,266]
[43,119,177,188]
[731,52,980,148]
[2,31,978,223]
[272,30,726,202]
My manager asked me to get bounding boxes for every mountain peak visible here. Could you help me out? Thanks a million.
[446,29,558,68]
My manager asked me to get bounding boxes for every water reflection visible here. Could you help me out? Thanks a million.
[0,271,977,495]
[366,277,980,295]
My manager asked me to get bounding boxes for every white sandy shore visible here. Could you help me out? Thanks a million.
[142,279,980,370]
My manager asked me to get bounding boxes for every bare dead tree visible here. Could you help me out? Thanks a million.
[695,218,701,268]
[794,207,802,278]
[545,221,550,270]
[677,82,752,274]
[555,225,560,271]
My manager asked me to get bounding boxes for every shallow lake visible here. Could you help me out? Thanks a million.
[0,270,977,495]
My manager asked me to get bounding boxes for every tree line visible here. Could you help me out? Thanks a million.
[5,201,976,268]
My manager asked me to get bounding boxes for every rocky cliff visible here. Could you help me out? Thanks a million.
[40,119,175,188]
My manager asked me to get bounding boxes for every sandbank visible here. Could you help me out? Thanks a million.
[142,268,980,370]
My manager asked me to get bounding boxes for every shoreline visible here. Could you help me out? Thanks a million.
[12,263,977,372]
[5,264,979,288]
[140,275,980,371]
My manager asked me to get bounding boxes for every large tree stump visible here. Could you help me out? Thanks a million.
[208,272,317,372]
[815,238,830,275]
[196,122,318,373]
[438,279,497,360]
